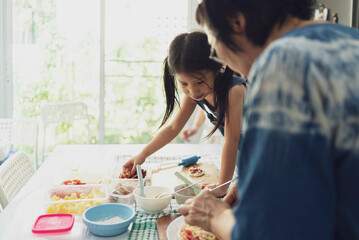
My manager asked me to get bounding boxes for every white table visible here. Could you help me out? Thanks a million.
[0,144,222,240]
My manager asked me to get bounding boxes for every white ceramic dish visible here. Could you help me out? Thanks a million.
[166,215,184,240]
[133,186,172,213]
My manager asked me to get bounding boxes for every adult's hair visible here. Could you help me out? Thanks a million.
[160,31,234,137]
[196,0,316,48]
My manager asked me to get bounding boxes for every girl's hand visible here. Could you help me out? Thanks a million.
[202,183,228,198]
[223,182,238,208]
[122,154,146,176]
[181,127,198,142]
[178,190,231,233]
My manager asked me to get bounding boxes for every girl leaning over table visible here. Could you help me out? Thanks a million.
[123,31,247,197]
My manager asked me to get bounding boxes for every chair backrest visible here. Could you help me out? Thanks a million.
[40,101,91,163]
[0,151,35,209]
[0,118,38,168]
[40,101,90,126]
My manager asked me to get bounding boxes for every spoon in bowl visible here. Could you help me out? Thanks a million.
[207,177,238,192]
[136,165,146,198]
[174,171,202,195]
[155,179,204,199]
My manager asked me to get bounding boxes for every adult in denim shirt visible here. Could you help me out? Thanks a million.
[179,0,359,239]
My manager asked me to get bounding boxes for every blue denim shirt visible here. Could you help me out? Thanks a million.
[232,23,359,240]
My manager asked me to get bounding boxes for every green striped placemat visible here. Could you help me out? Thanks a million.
[128,210,179,240]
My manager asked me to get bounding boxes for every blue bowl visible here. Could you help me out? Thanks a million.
[82,203,135,237]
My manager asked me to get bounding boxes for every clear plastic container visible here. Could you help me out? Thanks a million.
[108,179,138,205]
[45,184,108,215]
[109,159,151,186]
[59,168,108,185]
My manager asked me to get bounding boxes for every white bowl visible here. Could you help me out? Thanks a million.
[173,184,196,205]
[133,186,172,213]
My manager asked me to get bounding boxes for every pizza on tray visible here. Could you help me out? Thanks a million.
[178,222,220,240]
[189,166,205,177]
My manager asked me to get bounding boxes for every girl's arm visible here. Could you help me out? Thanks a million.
[123,96,197,174]
[215,84,246,196]
[181,109,206,142]
[192,109,206,129]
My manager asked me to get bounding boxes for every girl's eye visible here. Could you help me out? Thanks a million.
[196,81,204,85]
[180,82,188,86]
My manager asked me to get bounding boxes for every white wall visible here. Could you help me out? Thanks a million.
[188,0,201,31]
[318,0,353,26]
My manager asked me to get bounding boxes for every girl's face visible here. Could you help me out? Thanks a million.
[176,70,215,101]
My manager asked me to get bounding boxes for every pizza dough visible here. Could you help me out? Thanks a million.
[178,222,220,240]
[189,166,205,177]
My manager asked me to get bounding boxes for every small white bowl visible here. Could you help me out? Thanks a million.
[173,184,196,205]
[133,186,172,213]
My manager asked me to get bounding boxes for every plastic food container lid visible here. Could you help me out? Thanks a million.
[32,214,75,233]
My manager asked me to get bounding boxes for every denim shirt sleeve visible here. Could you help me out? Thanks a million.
[232,25,359,240]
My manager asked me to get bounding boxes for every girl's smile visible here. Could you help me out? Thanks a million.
[176,71,215,102]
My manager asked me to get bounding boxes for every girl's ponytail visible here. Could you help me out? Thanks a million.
[206,66,233,137]
[159,57,180,128]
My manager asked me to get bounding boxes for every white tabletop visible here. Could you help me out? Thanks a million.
[0,144,222,240]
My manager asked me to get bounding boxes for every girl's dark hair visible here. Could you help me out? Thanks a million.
[196,0,316,48]
[160,31,234,137]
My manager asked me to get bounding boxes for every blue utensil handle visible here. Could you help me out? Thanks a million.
[179,155,201,167]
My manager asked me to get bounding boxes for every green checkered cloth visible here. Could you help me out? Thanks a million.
[128,209,179,240]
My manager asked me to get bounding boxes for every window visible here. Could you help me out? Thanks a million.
[104,0,189,143]
[5,0,197,146]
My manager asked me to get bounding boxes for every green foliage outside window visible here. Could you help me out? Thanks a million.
[12,0,184,152]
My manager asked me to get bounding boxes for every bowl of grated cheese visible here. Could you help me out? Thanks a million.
[82,203,135,237]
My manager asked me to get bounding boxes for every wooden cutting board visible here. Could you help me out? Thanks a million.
[151,163,219,189]
[157,214,181,240]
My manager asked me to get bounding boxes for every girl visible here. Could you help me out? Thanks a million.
[123,31,246,197]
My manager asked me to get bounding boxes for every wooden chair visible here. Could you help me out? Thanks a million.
[0,151,35,209]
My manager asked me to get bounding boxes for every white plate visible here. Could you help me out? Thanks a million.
[166,215,185,240]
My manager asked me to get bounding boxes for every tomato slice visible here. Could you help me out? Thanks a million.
[72,179,82,184]
[62,180,72,185]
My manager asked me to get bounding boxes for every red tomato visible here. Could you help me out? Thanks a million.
[62,180,72,185]
[72,179,81,184]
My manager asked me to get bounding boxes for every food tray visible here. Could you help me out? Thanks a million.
[60,164,109,185]
[113,152,219,170]
[110,154,151,185]
[108,179,138,205]
[111,154,220,187]
[114,153,220,167]
[44,184,108,215]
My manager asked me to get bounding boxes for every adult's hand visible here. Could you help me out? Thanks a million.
[223,182,238,207]
[178,190,235,240]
